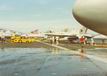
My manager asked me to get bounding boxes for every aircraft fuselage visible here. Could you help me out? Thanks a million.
[73,0,107,35]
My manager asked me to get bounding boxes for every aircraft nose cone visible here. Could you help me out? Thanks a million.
[73,0,107,35]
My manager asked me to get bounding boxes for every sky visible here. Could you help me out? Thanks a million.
[0,0,93,33]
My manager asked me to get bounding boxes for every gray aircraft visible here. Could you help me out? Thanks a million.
[73,0,107,35]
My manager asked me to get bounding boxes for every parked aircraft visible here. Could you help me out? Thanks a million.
[45,27,92,43]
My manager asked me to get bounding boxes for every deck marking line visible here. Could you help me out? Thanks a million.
[41,42,107,64]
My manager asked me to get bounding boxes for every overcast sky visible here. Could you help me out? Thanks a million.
[0,0,91,33]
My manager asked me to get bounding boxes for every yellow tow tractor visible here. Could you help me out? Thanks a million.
[10,36,40,43]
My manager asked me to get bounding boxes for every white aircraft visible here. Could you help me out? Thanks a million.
[73,0,107,35]
[45,27,91,41]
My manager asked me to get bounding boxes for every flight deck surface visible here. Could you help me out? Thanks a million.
[0,43,107,76]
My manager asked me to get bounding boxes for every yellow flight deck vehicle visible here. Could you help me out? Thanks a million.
[10,36,41,43]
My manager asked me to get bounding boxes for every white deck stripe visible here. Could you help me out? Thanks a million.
[41,42,107,64]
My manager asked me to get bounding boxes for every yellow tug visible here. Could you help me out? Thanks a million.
[10,36,40,43]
